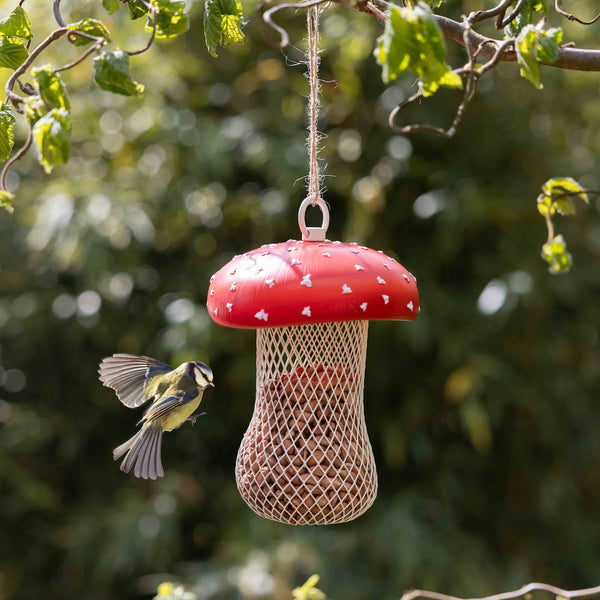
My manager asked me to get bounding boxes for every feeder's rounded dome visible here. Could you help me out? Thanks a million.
[207,240,419,328]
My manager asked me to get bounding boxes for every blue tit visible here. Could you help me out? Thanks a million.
[98,353,214,480]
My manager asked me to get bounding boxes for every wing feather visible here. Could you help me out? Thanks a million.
[99,353,173,408]
[142,388,200,424]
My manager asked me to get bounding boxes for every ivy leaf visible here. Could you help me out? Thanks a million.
[0,190,15,213]
[204,0,245,58]
[374,2,461,96]
[33,65,70,110]
[541,177,588,215]
[541,234,572,275]
[0,38,28,70]
[0,102,15,162]
[32,108,71,174]
[67,19,112,46]
[93,51,145,96]
[0,5,32,40]
[147,0,189,38]
[129,0,149,20]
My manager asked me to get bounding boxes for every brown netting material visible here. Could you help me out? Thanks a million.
[236,320,377,525]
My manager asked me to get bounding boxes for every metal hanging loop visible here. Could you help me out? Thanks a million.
[298,196,330,241]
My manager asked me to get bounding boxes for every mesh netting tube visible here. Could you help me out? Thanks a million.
[236,321,377,525]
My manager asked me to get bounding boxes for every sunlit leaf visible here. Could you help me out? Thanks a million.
[0,37,28,70]
[0,6,32,40]
[0,102,15,162]
[24,98,48,127]
[515,25,541,88]
[541,234,572,274]
[93,51,145,96]
[537,27,562,62]
[0,190,15,213]
[147,0,189,39]
[67,18,112,46]
[374,2,461,96]
[32,107,71,174]
[102,0,120,14]
[129,0,150,20]
[33,65,70,110]
[204,0,244,58]
[292,575,327,600]
[541,177,588,215]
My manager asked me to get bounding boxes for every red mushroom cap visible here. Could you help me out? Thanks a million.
[206,240,419,329]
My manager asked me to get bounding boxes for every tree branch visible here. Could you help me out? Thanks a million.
[434,14,600,72]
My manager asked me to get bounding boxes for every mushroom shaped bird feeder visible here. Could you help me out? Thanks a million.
[207,198,419,525]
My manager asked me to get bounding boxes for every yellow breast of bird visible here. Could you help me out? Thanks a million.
[159,394,202,432]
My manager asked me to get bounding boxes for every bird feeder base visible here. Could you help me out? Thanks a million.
[236,320,377,525]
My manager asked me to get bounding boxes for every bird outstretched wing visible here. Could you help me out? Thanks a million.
[141,388,200,424]
[98,353,173,408]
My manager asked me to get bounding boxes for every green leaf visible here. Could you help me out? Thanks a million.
[374,2,461,96]
[515,25,541,88]
[0,190,15,213]
[67,18,112,46]
[129,0,149,20]
[204,0,245,58]
[102,0,120,14]
[33,65,70,110]
[0,37,28,70]
[537,27,562,62]
[542,177,588,215]
[33,108,71,174]
[541,234,572,275]
[0,6,32,40]
[0,102,15,162]
[147,0,189,39]
[93,51,145,96]
[24,99,48,127]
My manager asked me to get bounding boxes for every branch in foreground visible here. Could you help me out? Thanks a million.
[400,582,600,600]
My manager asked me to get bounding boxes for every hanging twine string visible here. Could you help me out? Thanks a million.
[306,6,321,205]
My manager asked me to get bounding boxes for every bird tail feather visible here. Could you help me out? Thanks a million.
[113,426,164,480]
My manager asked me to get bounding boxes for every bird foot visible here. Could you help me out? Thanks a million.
[186,412,207,426]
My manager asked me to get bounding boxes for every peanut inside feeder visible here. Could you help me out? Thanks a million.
[206,220,419,525]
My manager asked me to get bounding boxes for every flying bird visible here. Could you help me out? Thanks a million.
[98,353,214,480]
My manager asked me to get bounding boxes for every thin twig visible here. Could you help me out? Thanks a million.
[468,0,513,24]
[400,582,600,600]
[53,0,67,27]
[498,0,526,29]
[555,0,600,25]
[0,130,33,192]
[5,28,69,109]
[127,0,158,56]
[55,39,107,73]
[261,0,331,49]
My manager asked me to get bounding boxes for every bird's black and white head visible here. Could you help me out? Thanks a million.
[186,361,214,390]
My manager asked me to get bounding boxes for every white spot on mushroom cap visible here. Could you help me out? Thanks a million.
[209,289,214,296]
[377,276,386,285]
[230,283,237,291]
[290,259,301,266]
[301,274,312,287]
[407,301,414,311]
[322,252,331,258]
[265,279,275,288]
[382,294,389,305]
[342,284,352,294]
[360,302,368,312]
[402,274,410,282]
[350,249,360,254]
[226,302,233,312]
[214,308,219,316]
[210,274,215,282]
[262,251,270,256]
[302,306,312,317]
[255,309,268,321]
[382,263,391,270]
[354,264,364,271]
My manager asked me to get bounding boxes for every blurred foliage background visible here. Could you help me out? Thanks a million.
[2,0,600,599]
